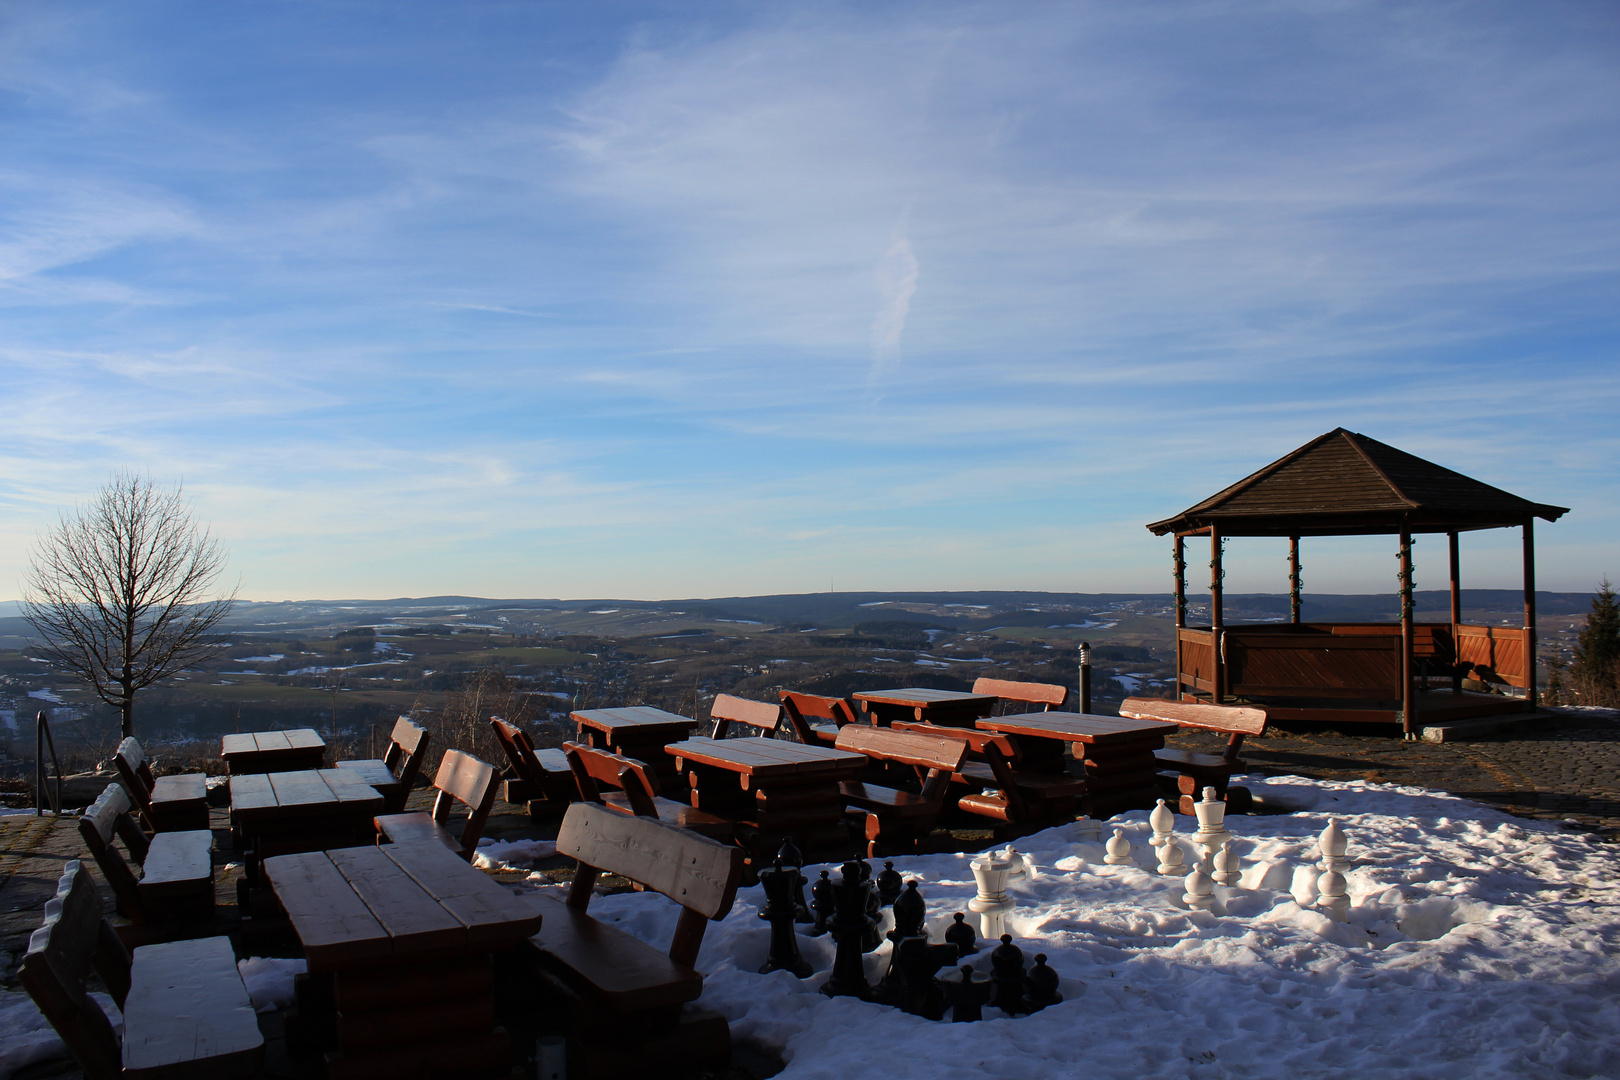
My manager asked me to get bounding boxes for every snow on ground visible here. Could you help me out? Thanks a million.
[473,837,558,871]
[511,775,1620,1080]
[237,957,306,1013]
[0,990,119,1079]
[25,690,62,704]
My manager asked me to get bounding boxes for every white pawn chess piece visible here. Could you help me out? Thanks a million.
[1149,798,1175,850]
[1103,828,1133,865]
[1074,815,1103,844]
[1001,846,1030,881]
[1193,787,1234,859]
[968,853,1017,939]
[1316,867,1350,920]
[1211,840,1242,886]
[1317,819,1351,874]
[1183,859,1216,911]
[1156,833,1187,876]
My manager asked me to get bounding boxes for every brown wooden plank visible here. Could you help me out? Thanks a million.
[228,773,278,818]
[219,733,258,758]
[137,830,213,897]
[263,851,391,970]
[319,768,386,809]
[527,893,702,1011]
[268,769,338,813]
[121,936,262,1078]
[254,731,293,753]
[326,846,467,957]
[381,842,542,949]
[286,729,326,750]
[557,803,742,920]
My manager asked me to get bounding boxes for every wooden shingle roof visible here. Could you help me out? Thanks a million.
[1147,429,1569,537]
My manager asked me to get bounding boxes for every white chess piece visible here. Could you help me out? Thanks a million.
[1103,828,1133,865]
[1316,868,1350,920]
[1157,833,1187,876]
[969,854,1016,938]
[1193,787,1234,859]
[1001,846,1030,881]
[1183,859,1216,911]
[1149,798,1175,850]
[1074,815,1103,844]
[1317,819,1350,874]
[1211,841,1241,886]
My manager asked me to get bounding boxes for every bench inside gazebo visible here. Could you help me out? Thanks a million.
[1147,429,1568,737]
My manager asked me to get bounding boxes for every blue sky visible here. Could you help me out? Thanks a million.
[1,1,1616,601]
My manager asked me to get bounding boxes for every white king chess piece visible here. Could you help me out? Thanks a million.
[1103,828,1133,866]
[1149,798,1175,851]
[1193,787,1234,859]
[1183,859,1216,911]
[1156,833,1187,876]
[1211,840,1242,886]
[969,853,1017,939]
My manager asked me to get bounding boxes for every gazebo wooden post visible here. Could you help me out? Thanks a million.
[1173,535,1186,701]
[1210,524,1225,704]
[1523,520,1537,706]
[1448,531,1462,693]
[1399,529,1416,739]
[1288,535,1302,624]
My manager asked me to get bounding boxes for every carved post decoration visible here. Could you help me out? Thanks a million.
[1289,535,1302,624]
[1079,640,1092,714]
[1399,529,1416,738]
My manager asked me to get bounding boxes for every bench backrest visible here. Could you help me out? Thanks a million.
[490,717,543,782]
[834,726,967,774]
[383,716,431,788]
[889,719,1022,763]
[19,862,133,1080]
[113,736,156,808]
[78,784,152,924]
[428,750,501,856]
[778,692,857,743]
[709,693,782,739]
[562,741,662,816]
[1119,697,1268,759]
[557,803,744,967]
[973,677,1069,713]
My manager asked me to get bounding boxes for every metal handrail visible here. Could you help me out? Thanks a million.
[35,710,63,817]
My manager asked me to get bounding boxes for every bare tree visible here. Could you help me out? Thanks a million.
[21,472,237,738]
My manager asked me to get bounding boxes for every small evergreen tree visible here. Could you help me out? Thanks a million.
[1570,578,1620,706]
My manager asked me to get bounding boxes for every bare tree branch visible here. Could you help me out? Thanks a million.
[21,471,238,738]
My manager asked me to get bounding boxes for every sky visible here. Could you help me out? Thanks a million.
[1,1,1616,602]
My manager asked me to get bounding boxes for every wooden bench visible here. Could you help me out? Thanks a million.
[972,676,1070,714]
[832,727,966,857]
[114,737,209,833]
[525,803,744,1080]
[20,861,262,1080]
[489,717,575,818]
[1119,697,1268,813]
[708,693,784,739]
[891,720,1086,836]
[779,691,858,745]
[373,749,499,860]
[80,784,214,933]
[333,717,430,813]
[563,741,732,841]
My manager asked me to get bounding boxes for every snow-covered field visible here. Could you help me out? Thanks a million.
[3,774,1616,1079]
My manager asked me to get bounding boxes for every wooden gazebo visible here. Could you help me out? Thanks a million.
[1147,429,1568,737]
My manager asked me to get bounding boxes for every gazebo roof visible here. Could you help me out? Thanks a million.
[1146,428,1569,537]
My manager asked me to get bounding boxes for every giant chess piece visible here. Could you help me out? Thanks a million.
[944,911,978,956]
[1193,787,1233,860]
[820,861,875,999]
[1316,819,1350,874]
[1103,828,1133,866]
[777,839,814,923]
[1149,798,1175,852]
[809,869,834,936]
[1024,954,1063,1012]
[1156,833,1187,876]
[1212,841,1241,886]
[1074,815,1103,844]
[1315,819,1351,920]
[758,858,812,978]
[877,860,904,907]
[969,853,1016,939]
[1183,859,1216,911]
[987,934,1026,1015]
[940,964,992,1022]
[861,863,884,953]
[891,880,926,939]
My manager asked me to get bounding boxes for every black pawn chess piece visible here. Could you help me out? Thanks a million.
[809,869,834,937]
[891,880,925,939]
[1024,954,1063,1012]
[944,911,977,956]
[988,934,1026,1015]
[758,859,812,978]
[820,861,874,1000]
[939,964,992,1022]
[861,869,884,954]
[777,839,814,924]
[876,861,903,907]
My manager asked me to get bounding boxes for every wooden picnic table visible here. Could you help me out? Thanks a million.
[574,705,700,790]
[853,687,998,728]
[229,768,383,882]
[666,736,865,874]
[221,727,327,774]
[264,841,541,1079]
[976,712,1178,818]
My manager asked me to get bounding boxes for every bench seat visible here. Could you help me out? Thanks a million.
[838,781,935,818]
[122,935,263,1078]
[528,893,703,1012]
[136,830,214,901]
[334,758,407,802]
[147,774,210,832]
[600,792,733,841]
[373,812,466,856]
[1152,747,1246,776]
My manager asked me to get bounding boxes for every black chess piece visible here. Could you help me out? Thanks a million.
[777,839,814,923]
[809,869,834,937]
[891,880,925,939]
[1024,954,1063,1011]
[944,911,978,956]
[988,934,1026,1015]
[758,859,812,978]
[939,964,992,1022]
[861,868,884,953]
[819,861,874,999]
[876,860,903,907]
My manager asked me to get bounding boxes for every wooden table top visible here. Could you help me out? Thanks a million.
[221,728,325,758]
[573,706,699,736]
[666,736,865,780]
[230,768,383,823]
[263,842,542,972]
[853,688,998,708]
[977,712,1178,745]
